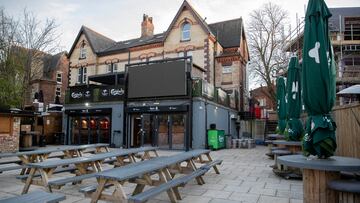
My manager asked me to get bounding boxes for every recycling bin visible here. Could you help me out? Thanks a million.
[208,129,225,150]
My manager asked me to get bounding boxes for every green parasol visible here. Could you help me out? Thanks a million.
[286,56,304,141]
[276,77,287,134]
[302,0,337,158]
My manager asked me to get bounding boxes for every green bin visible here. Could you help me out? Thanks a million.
[208,130,225,150]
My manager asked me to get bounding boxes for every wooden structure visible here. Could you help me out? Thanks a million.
[21,147,158,193]
[333,103,360,158]
[0,143,110,174]
[87,149,220,203]
[278,155,360,203]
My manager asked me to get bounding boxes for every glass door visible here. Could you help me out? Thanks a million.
[158,114,170,149]
[170,114,185,150]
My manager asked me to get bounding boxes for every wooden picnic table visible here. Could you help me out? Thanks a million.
[0,143,110,174]
[88,149,218,203]
[21,147,158,194]
[273,140,302,154]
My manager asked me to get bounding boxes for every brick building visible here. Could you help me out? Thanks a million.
[64,0,249,149]
[27,52,69,107]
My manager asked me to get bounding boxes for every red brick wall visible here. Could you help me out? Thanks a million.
[0,117,20,153]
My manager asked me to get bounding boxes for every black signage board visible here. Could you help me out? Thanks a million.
[128,60,187,99]
[127,105,188,113]
[69,86,93,103]
[65,108,112,115]
[98,85,125,102]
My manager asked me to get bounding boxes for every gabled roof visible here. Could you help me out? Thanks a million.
[163,0,214,41]
[68,26,116,57]
[209,18,243,48]
[329,7,360,31]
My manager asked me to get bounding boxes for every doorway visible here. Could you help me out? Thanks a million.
[130,113,186,150]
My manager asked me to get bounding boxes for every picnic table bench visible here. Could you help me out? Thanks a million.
[0,191,65,203]
[86,149,222,203]
[21,147,158,194]
[0,144,110,174]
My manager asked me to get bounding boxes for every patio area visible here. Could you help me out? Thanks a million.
[0,146,303,203]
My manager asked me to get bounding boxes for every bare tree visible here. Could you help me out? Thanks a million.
[0,8,24,108]
[247,3,289,104]
[17,8,60,106]
[0,8,61,107]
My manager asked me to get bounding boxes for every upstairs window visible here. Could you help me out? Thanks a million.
[56,72,62,83]
[77,67,87,84]
[79,41,87,59]
[107,63,118,73]
[222,66,232,74]
[181,22,191,41]
[55,87,61,97]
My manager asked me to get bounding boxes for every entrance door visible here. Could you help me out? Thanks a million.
[158,114,170,149]
[170,114,185,150]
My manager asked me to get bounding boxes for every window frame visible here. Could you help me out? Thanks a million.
[55,86,61,97]
[79,42,87,59]
[56,71,62,83]
[222,65,233,74]
[181,22,191,41]
[77,67,87,84]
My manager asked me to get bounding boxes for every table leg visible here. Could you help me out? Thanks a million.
[205,153,220,174]
[39,169,52,193]
[91,178,107,203]
[22,167,36,194]
[158,170,176,203]
[303,169,339,203]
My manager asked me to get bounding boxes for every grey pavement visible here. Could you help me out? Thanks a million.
[0,146,303,203]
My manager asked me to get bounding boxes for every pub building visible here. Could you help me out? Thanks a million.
[63,58,239,150]
[64,1,249,150]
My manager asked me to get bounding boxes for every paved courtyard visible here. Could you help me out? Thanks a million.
[0,146,303,203]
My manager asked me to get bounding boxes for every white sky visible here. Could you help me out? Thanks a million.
[1,0,359,52]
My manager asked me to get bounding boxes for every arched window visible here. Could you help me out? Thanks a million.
[80,41,87,59]
[181,22,191,41]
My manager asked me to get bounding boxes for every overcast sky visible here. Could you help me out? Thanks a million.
[1,0,359,52]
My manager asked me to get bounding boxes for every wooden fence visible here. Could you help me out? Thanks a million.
[333,103,360,158]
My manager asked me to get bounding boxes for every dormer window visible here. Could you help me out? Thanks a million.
[181,22,191,41]
[79,41,87,59]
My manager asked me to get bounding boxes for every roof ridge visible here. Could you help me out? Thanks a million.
[82,25,115,42]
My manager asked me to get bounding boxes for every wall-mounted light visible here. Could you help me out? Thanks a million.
[215,106,218,110]
[154,102,160,105]
[199,106,203,110]
[85,102,90,107]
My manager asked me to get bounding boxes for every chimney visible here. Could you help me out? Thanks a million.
[141,14,154,38]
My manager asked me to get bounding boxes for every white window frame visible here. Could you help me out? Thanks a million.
[80,43,87,59]
[181,22,191,41]
[178,52,185,57]
[56,71,62,83]
[55,86,61,97]
[107,63,119,73]
[78,67,87,84]
[222,65,232,74]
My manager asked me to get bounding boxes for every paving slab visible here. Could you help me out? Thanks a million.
[0,146,303,202]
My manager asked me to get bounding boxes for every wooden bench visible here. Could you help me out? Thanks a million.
[0,191,65,203]
[128,169,208,203]
[48,173,97,188]
[199,160,222,171]
[16,166,77,180]
[0,165,25,173]
[328,179,360,202]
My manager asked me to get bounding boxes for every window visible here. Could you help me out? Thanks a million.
[78,67,87,84]
[80,42,87,59]
[178,52,184,57]
[55,87,61,97]
[56,72,62,83]
[181,22,191,41]
[107,63,118,73]
[222,66,232,74]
